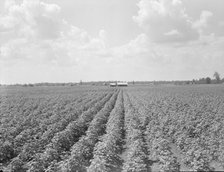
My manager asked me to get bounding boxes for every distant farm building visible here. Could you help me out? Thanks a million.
[110,83,117,87]
[117,82,128,87]
[110,82,128,87]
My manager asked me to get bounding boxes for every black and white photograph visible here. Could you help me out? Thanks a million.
[0,0,224,171]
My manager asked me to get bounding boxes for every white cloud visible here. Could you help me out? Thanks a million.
[0,0,62,43]
[193,10,213,34]
[99,29,107,42]
[133,0,199,43]
[4,0,15,10]
[219,21,224,27]
[111,32,224,80]
[0,0,108,67]
[164,29,181,36]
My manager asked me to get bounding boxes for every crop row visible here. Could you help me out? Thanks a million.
[1,90,116,171]
[0,92,102,165]
[128,86,224,171]
[87,90,125,172]
[59,90,119,171]
[26,92,115,172]
[122,93,150,172]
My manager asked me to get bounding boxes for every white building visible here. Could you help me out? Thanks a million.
[117,82,128,87]
[110,83,117,87]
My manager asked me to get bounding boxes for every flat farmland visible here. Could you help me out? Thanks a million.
[0,85,224,172]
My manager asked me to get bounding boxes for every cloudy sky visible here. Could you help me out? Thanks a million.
[0,0,224,84]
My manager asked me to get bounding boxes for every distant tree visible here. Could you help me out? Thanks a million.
[198,78,206,84]
[213,72,220,83]
[205,77,211,84]
[186,81,191,84]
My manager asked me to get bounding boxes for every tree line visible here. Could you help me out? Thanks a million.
[193,71,223,84]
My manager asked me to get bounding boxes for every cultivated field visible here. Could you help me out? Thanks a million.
[0,85,224,172]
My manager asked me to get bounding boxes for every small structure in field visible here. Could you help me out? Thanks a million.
[110,83,117,87]
[110,82,128,87]
[117,82,128,87]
